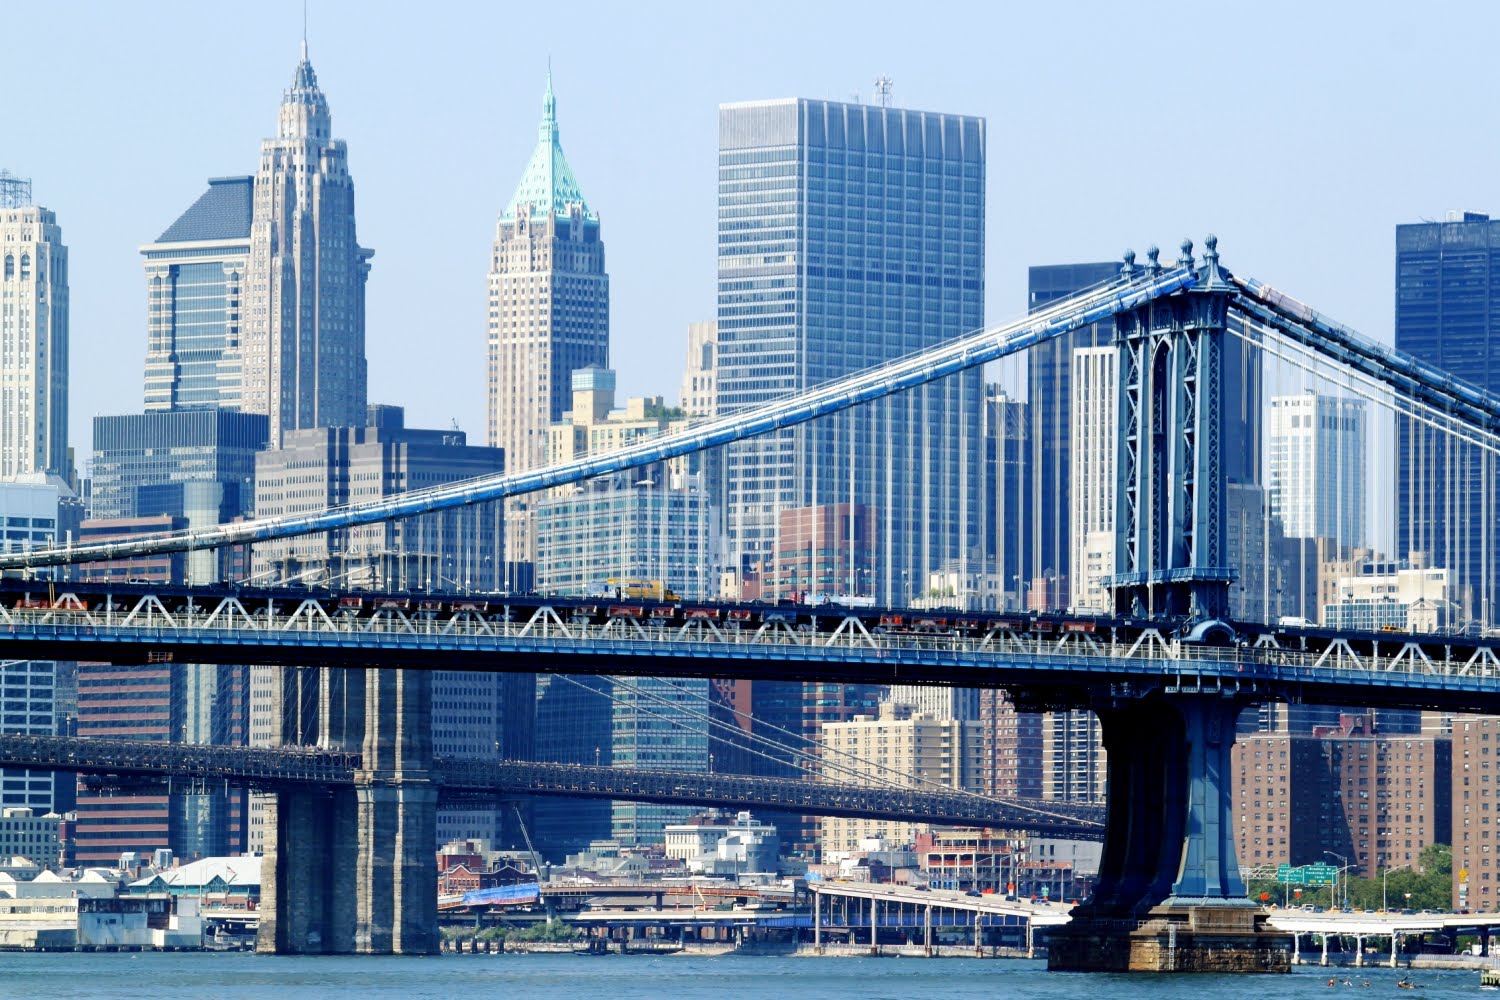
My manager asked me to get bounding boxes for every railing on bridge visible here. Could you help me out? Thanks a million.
[4,586,1500,709]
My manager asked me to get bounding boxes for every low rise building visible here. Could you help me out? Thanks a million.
[664,811,780,875]
[914,828,1021,892]
[1322,556,1452,632]
[0,808,64,866]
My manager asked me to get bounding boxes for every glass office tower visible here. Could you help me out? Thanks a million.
[141,177,253,411]
[1396,213,1500,626]
[716,98,985,605]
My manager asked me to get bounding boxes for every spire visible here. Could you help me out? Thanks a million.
[289,47,320,95]
[504,68,594,223]
[540,64,558,144]
[278,38,330,140]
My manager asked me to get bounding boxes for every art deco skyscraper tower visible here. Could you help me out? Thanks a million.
[241,45,372,444]
[487,73,609,566]
[0,171,69,480]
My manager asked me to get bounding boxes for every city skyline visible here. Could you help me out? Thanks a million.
[10,2,1500,482]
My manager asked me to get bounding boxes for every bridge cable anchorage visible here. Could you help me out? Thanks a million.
[0,266,1199,570]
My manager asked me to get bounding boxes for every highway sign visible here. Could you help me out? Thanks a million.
[1277,863,1337,885]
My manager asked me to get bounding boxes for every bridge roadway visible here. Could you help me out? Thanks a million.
[4,582,1500,713]
[0,733,1103,838]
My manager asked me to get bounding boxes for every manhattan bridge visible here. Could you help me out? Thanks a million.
[2,238,1498,971]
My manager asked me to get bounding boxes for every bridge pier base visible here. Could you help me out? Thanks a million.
[257,666,438,956]
[353,779,438,954]
[256,785,360,954]
[1047,695,1291,973]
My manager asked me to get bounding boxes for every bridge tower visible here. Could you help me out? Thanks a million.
[1111,237,1235,620]
[1046,238,1291,972]
[257,666,438,955]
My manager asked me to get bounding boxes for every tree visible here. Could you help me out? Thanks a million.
[1243,846,1455,913]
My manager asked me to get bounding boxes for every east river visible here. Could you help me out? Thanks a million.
[0,952,1486,998]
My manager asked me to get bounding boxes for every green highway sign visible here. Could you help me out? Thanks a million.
[1276,863,1338,886]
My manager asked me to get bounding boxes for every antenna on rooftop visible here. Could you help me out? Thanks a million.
[0,171,31,209]
[874,76,894,108]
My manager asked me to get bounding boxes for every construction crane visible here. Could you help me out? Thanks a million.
[512,805,555,922]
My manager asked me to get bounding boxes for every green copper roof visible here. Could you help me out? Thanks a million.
[503,72,596,223]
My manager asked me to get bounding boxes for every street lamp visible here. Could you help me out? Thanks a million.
[1325,851,1349,909]
[1382,862,1410,913]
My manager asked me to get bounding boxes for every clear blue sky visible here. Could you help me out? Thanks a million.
[8,0,1498,478]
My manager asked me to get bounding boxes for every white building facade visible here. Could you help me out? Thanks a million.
[1323,557,1451,631]
[1068,346,1115,612]
[240,47,371,444]
[0,176,68,481]
[1269,392,1367,546]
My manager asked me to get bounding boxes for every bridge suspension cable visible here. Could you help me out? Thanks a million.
[549,672,1090,826]
[1231,316,1500,458]
[1230,303,1499,630]
[0,265,1198,571]
[1232,275,1500,435]
[548,672,962,803]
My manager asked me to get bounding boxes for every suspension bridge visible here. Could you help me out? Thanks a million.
[3,237,1498,970]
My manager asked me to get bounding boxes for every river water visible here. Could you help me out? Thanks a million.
[0,952,1483,999]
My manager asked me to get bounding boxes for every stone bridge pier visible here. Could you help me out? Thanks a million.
[1045,693,1291,972]
[257,666,438,955]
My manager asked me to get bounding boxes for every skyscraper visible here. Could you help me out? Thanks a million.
[0,478,73,819]
[241,46,372,444]
[1268,392,1366,548]
[0,171,69,481]
[487,73,609,568]
[982,385,1028,609]
[141,177,253,411]
[679,322,717,419]
[716,98,985,604]
[1396,213,1500,626]
[1068,346,1116,611]
[90,409,268,584]
[1025,263,1119,606]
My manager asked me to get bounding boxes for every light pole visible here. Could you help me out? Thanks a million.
[1382,863,1410,913]
[1325,851,1349,909]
